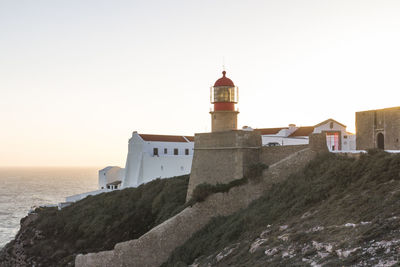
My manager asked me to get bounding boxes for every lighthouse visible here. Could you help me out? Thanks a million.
[210,71,239,132]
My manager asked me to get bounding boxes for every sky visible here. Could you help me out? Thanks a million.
[1,0,400,167]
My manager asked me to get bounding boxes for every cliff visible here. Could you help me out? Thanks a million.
[0,175,189,267]
[3,150,400,266]
[163,151,400,266]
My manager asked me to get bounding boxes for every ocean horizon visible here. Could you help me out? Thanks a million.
[0,167,99,249]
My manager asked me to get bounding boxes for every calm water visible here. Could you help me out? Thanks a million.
[0,167,98,249]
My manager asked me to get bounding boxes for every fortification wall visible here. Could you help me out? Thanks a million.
[260,145,308,166]
[356,107,400,150]
[309,133,329,152]
[356,110,375,150]
[383,108,400,150]
[186,130,261,200]
[75,148,316,267]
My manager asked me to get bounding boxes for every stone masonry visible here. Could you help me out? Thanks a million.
[186,130,261,200]
[356,106,400,150]
[210,110,239,132]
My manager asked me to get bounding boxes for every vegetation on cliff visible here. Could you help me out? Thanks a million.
[4,151,400,266]
[163,151,400,266]
[0,175,189,267]
[189,162,268,203]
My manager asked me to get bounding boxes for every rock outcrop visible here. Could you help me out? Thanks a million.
[0,213,40,267]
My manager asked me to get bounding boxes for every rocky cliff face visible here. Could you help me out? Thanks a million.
[177,210,400,266]
[0,213,47,267]
[0,175,189,267]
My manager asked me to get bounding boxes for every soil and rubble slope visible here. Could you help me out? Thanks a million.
[163,151,400,266]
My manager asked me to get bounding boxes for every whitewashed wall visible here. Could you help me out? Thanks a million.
[98,166,125,189]
[314,120,355,151]
[138,154,193,185]
[261,135,309,146]
[123,132,194,188]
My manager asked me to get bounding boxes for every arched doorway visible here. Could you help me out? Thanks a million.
[377,132,385,150]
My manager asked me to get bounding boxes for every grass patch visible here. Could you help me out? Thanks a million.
[245,162,269,181]
[189,177,248,203]
[188,162,268,204]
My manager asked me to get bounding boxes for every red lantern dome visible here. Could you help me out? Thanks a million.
[214,71,235,87]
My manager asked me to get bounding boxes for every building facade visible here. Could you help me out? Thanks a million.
[98,166,125,190]
[356,106,400,150]
[123,132,194,188]
[256,118,356,151]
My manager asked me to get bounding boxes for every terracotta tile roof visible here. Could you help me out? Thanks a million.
[139,134,194,143]
[255,127,287,135]
[185,136,195,142]
[288,126,314,137]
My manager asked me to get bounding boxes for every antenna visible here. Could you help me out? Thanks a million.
[222,56,226,71]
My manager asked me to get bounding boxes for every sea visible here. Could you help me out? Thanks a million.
[0,167,98,249]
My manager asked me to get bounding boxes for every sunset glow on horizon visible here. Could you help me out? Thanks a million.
[1,0,400,167]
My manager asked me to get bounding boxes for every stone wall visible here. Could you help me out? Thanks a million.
[186,130,261,200]
[260,145,308,166]
[382,108,400,150]
[356,110,376,150]
[309,133,329,152]
[356,107,400,150]
[75,148,316,267]
[210,110,239,132]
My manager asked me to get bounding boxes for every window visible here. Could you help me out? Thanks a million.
[174,148,178,155]
[344,135,348,139]
[153,148,159,156]
[164,148,168,154]
[185,148,189,155]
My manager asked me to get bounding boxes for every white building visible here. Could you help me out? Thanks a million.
[61,132,194,208]
[98,166,125,190]
[313,119,356,151]
[123,132,194,188]
[256,118,356,151]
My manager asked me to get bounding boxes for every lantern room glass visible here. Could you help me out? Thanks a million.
[210,86,238,103]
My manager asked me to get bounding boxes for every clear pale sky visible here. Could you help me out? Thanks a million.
[1,0,400,167]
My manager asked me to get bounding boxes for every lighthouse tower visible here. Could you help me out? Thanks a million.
[186,70,261,200]
[210,71,239,132]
